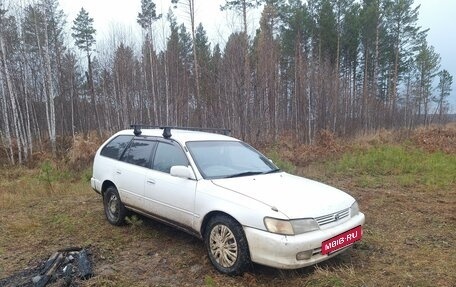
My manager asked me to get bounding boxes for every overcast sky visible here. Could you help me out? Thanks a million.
[58,0,456,110]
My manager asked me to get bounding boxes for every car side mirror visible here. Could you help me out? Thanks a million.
[170,165,196,180]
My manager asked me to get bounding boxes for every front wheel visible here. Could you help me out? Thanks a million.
[103,186,127,226]
[204,215,250,275]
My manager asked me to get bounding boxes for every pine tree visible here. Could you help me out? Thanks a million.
[71,7,100,135]
[71,8,95,57]
[434,69,453,122]
[385,0,423,122]
[414,40,440,125]
[340,2,360,134]
[221,0,262,35]
[137,0,161,29]
[359,0,381,130]
[318,0,337,64]
[195,23,211,124]
[278,0,313,142]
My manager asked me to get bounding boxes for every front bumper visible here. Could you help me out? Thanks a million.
[244,213,365,269]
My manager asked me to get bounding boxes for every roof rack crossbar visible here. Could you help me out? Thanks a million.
[130,124,160,130]
[159,126,231,136]
[129,124,231,137]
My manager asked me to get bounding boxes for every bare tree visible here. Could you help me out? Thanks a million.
[138,0,161,125]
[171,0,203,125]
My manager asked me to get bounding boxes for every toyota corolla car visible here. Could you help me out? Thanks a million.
[91,126,365,275]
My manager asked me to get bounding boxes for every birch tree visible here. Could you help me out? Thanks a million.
[0,3,14,163]
[221,0,261,139]
[137,0,161,124]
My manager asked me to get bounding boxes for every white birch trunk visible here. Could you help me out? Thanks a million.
[0,31,21,163]
[43,25,57,155]
[0,63,14,164]
[147,35,158,125]
[164,54,170,125]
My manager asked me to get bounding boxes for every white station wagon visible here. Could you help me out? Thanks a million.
[91,126,365,275]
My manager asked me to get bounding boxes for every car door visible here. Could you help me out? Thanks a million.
[144,140,197,228]
[116,139,156,208]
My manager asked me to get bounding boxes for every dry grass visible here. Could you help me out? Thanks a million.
[1,126,455,286]
[65,132,103,171]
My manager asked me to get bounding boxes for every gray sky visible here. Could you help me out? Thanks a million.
[414,0,456,110]
[60,0,456,111]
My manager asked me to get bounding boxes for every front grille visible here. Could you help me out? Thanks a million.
[315,208,349,226]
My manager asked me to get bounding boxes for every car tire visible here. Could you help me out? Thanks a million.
[204,215,250,275]
[103,186,127,226]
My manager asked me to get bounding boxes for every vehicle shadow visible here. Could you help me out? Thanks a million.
[134,212,357,279]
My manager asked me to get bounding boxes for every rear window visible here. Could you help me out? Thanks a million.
[100,135,133,159]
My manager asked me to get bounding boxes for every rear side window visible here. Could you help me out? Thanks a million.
[100,135,133,159]
[121,140,156,168]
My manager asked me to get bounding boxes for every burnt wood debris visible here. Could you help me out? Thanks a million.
[0,247,93,287]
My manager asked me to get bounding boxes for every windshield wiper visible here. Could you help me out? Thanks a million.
[224,169,281,178]
[262,168,281,174]
[224,171,264,178]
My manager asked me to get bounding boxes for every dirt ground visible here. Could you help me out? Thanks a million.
[0,126,455,286]
[1,173,454,286]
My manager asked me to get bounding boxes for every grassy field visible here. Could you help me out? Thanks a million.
[0,127,455,286]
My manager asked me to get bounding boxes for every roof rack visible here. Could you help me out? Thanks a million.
[130,124,159,136]
[129,124,231,138]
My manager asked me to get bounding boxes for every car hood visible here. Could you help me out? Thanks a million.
[211,172,354,219]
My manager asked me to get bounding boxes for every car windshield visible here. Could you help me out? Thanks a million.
[186,141,279,179]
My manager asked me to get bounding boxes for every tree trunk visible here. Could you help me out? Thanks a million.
[0,59,13,164]
[87,53,102,137]
[43,21,57,156]
[164,53,170,125]
[147,34,158,125]
[0,30,20,164]
[242,0,249,140]
[188,0,202,126]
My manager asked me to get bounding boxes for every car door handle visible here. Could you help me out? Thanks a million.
[115,170,121,175]
[146,179,156,184]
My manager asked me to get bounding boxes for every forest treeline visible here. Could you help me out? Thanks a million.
[0,0,454,164]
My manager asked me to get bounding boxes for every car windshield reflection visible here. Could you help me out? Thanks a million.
[186,141,279,179]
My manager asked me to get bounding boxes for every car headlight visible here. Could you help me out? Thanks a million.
[350,201,360,217]
[291,218,319,234]
[264,217,319,235]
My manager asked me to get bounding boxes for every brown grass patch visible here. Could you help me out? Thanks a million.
[411,125,456,153]
[65,133,102,171]
[273,124,456,169]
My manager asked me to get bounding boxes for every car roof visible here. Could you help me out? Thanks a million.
[115,128,239,145]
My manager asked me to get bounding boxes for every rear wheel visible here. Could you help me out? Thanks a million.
[204,215,250,275]
[103,186,127,226]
